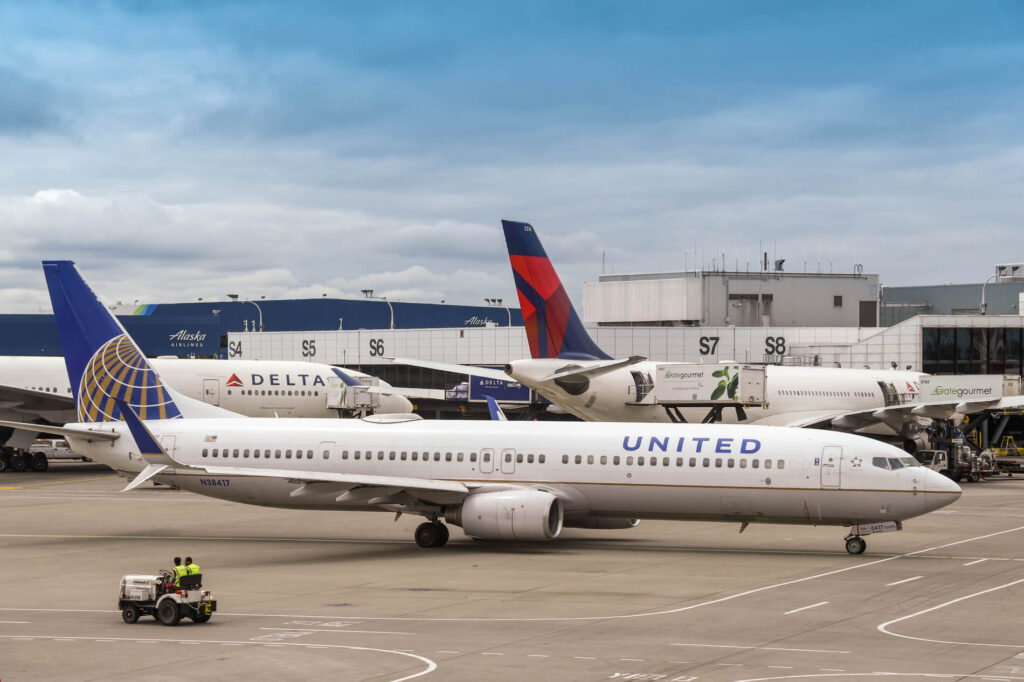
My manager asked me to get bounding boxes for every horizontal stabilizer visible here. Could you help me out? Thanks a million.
[0,419,120,441]
[121,463,168,492]
[544,356,646,382]
[385,357,512,382]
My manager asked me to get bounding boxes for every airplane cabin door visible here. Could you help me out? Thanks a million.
[480,448,494,474]
[820,446,842,488]
[500,448,516,474]
[203,379,220,406]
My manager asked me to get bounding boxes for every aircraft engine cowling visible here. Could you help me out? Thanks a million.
[563,517,639,530]
[445,490,563,541]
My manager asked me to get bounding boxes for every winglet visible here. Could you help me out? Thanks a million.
[483,395,508,421]
[501,220,611,360]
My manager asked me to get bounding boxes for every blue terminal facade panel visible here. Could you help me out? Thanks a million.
[0,297,522,357]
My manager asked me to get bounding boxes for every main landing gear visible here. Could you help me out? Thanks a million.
[414,521,450,548]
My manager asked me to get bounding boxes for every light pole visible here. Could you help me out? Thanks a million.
[486,298,512,326]
[228,293,263,331]
[980,274,998,315]
[362,289,395,329]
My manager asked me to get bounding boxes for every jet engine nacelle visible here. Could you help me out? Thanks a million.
[563,517,639,530]
[445,490,563,541]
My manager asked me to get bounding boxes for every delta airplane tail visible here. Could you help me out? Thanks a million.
[42,260,231,422]
[501,220,610,361]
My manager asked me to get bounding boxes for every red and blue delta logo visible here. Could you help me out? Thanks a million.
[226,374,243,387]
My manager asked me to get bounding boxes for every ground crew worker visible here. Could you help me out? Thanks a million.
[185,556,200,576]
[172,557,188,587]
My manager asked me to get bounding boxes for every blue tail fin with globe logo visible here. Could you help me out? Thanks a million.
[43,260,201,423]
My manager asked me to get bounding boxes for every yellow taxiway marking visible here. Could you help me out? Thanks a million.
[0,475,120,491]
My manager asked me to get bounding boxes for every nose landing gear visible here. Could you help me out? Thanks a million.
[845,536,867,555]
[843,520,902,555]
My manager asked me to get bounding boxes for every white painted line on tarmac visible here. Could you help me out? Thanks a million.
[0,620,29,623]
[671,643,848,654]
[0,634,438,682]
[480,652,504,656]
[885,575,923,586]
[261,627,416,635]
[878,577,1024,648]
[734,672,1024,681]
[573,656,596,660]
[784,601,829,615]
[437,650,460,654]
[620,658,645,662]
[964,558,989,566]
[527,655,549,658]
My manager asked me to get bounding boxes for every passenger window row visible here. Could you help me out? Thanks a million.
[202,448,314,460]
[559,454,784,469]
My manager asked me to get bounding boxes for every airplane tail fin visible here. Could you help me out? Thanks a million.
[501,220,610,360]
[42,261,228,423]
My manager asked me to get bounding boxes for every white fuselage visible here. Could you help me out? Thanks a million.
[67,418,960,527]
[0,356,411,423]
[507,360,924,428]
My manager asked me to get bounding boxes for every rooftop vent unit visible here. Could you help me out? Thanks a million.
[996,263,1024,282]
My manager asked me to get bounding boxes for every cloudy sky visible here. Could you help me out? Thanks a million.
[2,2,1022,313]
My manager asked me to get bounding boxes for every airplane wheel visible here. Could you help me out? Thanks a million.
[157,599,181,626]
[415,522,446,548]
[10,454,28,472]
[121,604,140,624]
[845,537,866,555]
[30,453,49,472]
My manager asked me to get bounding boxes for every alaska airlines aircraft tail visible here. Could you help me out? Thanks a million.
[42,261,229,422]
[501,220,610,360]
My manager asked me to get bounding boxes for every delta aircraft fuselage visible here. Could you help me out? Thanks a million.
[0,356,410,423]
[507,359,924,427]
[67,417,959,527]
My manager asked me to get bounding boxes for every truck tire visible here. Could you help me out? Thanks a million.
[30,452,49,472]
[969,471,981,483]
[157,599,180,626]
[10,453,28,473]
[0,454,9,473]
[122,604,140,624]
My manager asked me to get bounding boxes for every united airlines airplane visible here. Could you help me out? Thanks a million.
[0,261,961,555]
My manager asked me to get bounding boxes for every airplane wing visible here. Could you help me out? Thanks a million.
[0,384,76,422]
[201,466,470,495]
[385,357,511,382]
[198,465,473,506]
[543,356,646,382]
[746,410,853,428]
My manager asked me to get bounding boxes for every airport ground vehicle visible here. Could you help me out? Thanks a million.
[914,445,998,482]
[118,571,216,626]
[0,439,91,473]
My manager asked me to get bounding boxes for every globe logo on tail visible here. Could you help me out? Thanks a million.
[77,335,182,422]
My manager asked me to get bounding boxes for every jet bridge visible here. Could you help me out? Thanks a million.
[626,363,768,423]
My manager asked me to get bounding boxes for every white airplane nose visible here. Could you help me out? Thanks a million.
[923,468,962,510]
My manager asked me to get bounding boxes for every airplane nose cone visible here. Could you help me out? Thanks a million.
[923,468,962,511]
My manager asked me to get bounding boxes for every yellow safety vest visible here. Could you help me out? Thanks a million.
[186,563,200,575]
[173,564,188,586]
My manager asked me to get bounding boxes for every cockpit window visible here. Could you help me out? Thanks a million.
[887,457,904,470]
[899,456,920,467]
[872,456,890,470]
